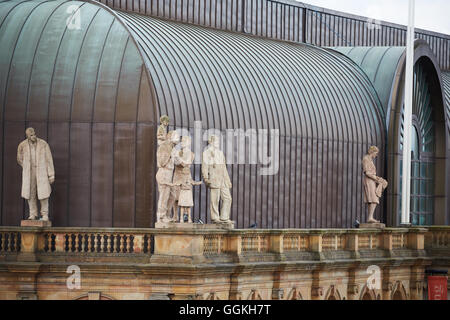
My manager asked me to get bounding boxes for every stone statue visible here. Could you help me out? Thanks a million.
[362,146,388,224]
[17,128,55,222]
[156,130,180,223]
[202,135,232,224]
[171,136,201,223]
[157,115,170,146]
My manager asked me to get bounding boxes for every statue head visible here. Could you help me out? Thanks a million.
[181,136,191,148]
[208,135,220,149]
[160,115,169,126]
[368,146,379,158]
[167,130,180,145]
[25,128,37,143]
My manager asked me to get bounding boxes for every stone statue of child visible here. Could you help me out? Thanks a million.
[202,135,232,224]
[17,128,55,222]
[362,146,388,224]
[170,136,201,223]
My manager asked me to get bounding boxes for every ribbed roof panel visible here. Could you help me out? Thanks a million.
[117,10,385,141]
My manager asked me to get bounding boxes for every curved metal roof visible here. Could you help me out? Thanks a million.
[0,0,387,229]
[330,46,405,116]
[443,72,450,136]
[116,9,385,141]
[330,41,446,122]
[0,0,155,124]
[0,0,157,228]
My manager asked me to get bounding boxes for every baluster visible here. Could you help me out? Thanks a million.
[116,235,120,253]
[125,235,130,253]
[74,234,79,252]
[7,233,12,252]
[118,235,123,253]
[143,235,148,253]
[87,234,92,252]
[11,233,16,252]
[107,235,112,253]
[6,233,11,252]
[93,234,98,252]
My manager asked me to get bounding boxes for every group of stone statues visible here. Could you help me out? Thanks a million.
[16,119,388,228]
[156,116,232,225]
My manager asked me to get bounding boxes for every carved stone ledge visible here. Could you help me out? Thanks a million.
[21,220,52,227]
[360,223,386,229]
[155,221,234,230]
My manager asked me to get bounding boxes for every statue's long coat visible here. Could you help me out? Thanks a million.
[17,138,55,200]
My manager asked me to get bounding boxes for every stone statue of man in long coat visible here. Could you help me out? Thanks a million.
[202,135,232,223]
[17,128,55,221]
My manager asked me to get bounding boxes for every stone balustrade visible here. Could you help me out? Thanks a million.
[0,226,448,300]
[425,227,450,249]
[0,226,434,263]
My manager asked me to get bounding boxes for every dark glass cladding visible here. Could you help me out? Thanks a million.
[0,0,385,228]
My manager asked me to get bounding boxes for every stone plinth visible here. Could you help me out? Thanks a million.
[360,223,385,229]
[20,220,52,227]
[155,221,234,230]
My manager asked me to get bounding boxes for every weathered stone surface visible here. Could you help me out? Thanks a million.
[155,222,234,230]
[17,128,55,222]
[202,135,233,224]
[362,146,388,224]
[0,226,447,300]
[20,220,52,227]
[360,223,386,229]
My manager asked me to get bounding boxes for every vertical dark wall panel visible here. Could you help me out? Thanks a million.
[28,2,75,122]
[68,123,92,227]
[0,122,2,224]
[91,123,114,227]
[72,9,115,122]
[2,123,25,226]
[138,68,155,122]
[93,21,130,122]
[113,123,136,227]
[135,123,155,227]
[48,122,70,227]
[115,40,142,122]
[48,3,97,122]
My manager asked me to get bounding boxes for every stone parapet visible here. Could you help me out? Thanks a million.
[0,226,447,300]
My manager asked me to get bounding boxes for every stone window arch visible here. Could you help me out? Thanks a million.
[75,292,114,300]
[325,285,342,300]
[392,282,408,300]
[287,288,303,300]
[247,290,263,300]
[360,285,377,300]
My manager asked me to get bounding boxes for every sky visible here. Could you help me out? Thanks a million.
[295,0,450,35]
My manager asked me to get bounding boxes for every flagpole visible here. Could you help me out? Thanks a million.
[401,0,415,226]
